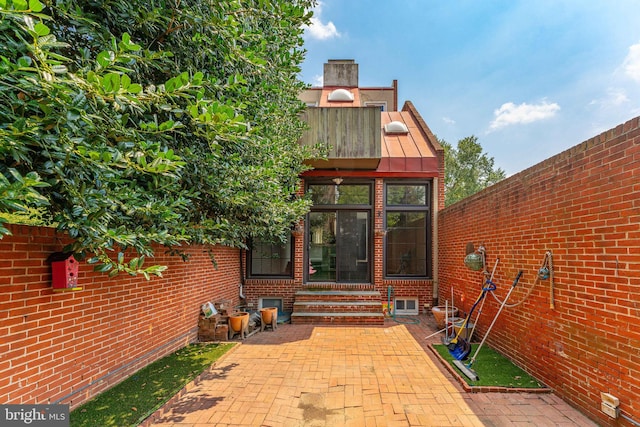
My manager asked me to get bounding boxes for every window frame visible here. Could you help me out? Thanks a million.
[383,180,432,279]
[259,297,283,311]
[305,179,374,283]
[394,298,419,315]
[247,236,294,279]
[364,101,387,112]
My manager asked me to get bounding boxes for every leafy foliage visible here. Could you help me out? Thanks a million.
[441,136,506,206]
[0,0,316,276]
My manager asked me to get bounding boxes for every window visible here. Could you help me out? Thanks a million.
[248,236,293,278]
[385,182,431,278]
[364,101,387,111]
[260,298,283,312]
[307,181,372,283]
[395,298,419,315]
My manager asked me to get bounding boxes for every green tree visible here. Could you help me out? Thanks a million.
[441,136,506,207]
[0,0,317,277]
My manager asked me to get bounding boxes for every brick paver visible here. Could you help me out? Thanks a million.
[144,315,596,426]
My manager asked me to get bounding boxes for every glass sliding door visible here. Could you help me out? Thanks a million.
[308,212,337,281]
[307,182,372,283]
[336,211,369,282]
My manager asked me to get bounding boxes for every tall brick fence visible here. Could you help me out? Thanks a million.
[0,224,242,408]
[438,116,640,426]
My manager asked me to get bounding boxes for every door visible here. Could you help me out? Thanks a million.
[308,210,370,283]
[336,211,368,282]
[307,181,372,283]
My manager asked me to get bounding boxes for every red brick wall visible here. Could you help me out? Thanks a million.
[0,224,241,409]
[438,116,640,426]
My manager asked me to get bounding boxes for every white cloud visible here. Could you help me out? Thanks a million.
[607,89,629,105]
[489,101,560,131]
[589,88,629,109]
[312,74,323,87]
[442,117,456,125]
[303,1,340,40]
[623,42,640,82]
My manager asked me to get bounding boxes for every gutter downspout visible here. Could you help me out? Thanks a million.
[239,249,246,300]
[432,177,439,308]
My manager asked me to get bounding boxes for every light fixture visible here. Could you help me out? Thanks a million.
[332,177,343,185]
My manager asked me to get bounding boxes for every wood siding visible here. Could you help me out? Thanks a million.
[299,107,381,169]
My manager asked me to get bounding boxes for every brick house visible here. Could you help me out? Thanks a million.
[0,59,444,409]
[242,60,445,324]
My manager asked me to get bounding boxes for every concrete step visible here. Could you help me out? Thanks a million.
[294,290,381,302]
[292,289,384,325]
[293,301,382,313]
[290,311,385,325]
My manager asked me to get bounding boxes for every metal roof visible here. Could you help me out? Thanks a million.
[378,110,439,173]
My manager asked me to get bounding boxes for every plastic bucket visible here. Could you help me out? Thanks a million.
[446,316,463,336]
[454,319,475,340]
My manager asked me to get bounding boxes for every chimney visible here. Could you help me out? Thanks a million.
[323,59,358,88]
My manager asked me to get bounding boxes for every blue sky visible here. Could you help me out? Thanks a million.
[299,1,640,175]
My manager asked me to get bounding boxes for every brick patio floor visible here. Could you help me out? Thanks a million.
[143,314,596,426]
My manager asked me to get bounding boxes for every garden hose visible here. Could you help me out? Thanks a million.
[489,251,554,309]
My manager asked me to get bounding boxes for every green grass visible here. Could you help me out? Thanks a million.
[70,343,234,427]
[433,344,544,388]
